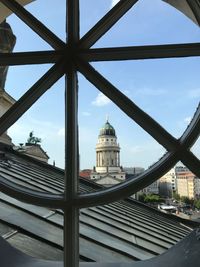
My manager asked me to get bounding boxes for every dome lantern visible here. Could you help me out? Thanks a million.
[99,120,116,137]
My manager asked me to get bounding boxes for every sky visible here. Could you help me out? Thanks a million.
[4,0,200,170]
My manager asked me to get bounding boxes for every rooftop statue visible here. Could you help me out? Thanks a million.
[27,131,42,145]
[0,20,16,90]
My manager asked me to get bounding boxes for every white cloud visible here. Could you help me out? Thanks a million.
[184,116,192,124]
[82,111,91,116]
[188,88,200,98]
[110,0,120,8]
[92,93,111,107]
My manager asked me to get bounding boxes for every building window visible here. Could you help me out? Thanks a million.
[0,1,200,267]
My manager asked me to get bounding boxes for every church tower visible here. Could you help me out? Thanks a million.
[96,120,121,173]
[0,20,16,145]
[91,119,125,186]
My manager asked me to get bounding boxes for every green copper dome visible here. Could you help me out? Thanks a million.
[99,121,116,137]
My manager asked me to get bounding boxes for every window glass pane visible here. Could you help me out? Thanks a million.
[92,57,200,139]
[94,0,200,48]
[78,72,166,191]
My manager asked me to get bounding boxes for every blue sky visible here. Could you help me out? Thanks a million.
[5,0,200,169]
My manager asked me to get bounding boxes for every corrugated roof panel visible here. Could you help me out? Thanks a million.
[80,213,166,254]
[7,233,63,261]
[0,148,197,263]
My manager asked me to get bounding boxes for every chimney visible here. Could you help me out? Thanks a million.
[0,20,16,145]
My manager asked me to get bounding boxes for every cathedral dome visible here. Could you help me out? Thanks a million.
[99,121,116,137]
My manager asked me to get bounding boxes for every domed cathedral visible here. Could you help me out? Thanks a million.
[90,119,126,186]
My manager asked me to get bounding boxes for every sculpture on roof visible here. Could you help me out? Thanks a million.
[0,20,16,90]
[27,131,42,145]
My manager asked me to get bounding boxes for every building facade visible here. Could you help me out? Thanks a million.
[159,168,177,198]
[140,180,159,195]
[176,170,199,199]
[90,120,125,186]
[123,167,145,176]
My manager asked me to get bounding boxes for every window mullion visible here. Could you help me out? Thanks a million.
[64,1,80,266]
[64,65,79,267]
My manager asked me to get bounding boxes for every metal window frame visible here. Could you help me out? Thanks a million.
[0,0,200,266]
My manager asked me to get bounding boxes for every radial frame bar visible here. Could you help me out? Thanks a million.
[77,59,178,151]
[64,1,80,267]
[79,0,139,48]
[0,51,62,66]
[81,42,200,61]
[0,61,65,136]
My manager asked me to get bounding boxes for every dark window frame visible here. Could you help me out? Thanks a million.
[0,1,200,267]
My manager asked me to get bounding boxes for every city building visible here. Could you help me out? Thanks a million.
[140,180,159,195]
[159,168,177,198]
[13,131,49,163]
[174,166,200,199]
[176,170,199,199]
[79,169,92,179]
[125,167,159,196]
[159,166,200,200]
[90,120,125,186]
[14,142,49,163]
[123,167,145,176]
[90,123,159,193]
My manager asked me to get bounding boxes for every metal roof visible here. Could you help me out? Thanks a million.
[0,144,198,263]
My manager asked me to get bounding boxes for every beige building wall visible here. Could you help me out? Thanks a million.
[0,90,16,145]
[176,172,196,199]
[159,168,176,197]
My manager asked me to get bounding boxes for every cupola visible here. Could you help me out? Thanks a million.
[99,120,116,137]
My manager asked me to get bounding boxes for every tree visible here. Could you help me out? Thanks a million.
[194,199,200,209]
[172,192,180,201]
[138,193,146,202]
[144,194,162,203]
[180,196,191,205]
